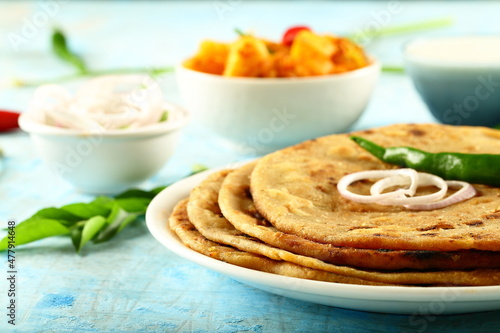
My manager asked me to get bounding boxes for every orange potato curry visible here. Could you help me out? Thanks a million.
[183,27,370,78]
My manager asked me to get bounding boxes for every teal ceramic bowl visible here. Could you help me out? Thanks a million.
[404,36,500,127]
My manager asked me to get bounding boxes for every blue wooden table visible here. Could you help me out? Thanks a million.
[1,1,499,332]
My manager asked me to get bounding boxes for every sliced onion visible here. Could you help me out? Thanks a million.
[337,169,476,210]
[404,181,477,211]
[28,74,164,131]
[370,172,448,205]
[336,169,419,204]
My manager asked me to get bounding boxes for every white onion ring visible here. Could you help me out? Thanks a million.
[337,169,476,210]
[336,169,419,204]
[404,181,477,211]
[370,173,448,205]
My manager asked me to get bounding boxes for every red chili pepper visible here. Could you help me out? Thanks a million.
[0,110,21,132]
[282,25,311,46]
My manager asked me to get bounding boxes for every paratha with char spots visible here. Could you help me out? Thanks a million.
[219,161,500,270]
[250,124,500,252]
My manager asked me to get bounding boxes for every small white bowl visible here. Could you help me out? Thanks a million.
[19,102,190,194]
[404,36,500,127]
[176,61,380,154]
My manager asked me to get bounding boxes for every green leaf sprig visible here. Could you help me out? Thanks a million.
[9,28,173,87]
[52,27,88,74]
[0,165,208,253]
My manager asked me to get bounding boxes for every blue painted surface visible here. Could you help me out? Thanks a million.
[1,1,500,332]
[36,294,76,309]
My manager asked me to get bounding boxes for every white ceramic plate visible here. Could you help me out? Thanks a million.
[146,163,500,315]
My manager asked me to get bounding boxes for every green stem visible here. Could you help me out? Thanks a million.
[350,17,454,41]
[234,28,247,37]
[18,66,174,87]
[374,17,454,38]
[381,66,405,74]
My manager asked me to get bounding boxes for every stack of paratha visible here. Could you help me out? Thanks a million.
[169,124,500,286]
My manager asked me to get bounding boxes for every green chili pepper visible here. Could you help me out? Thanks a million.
[350,136,500,187]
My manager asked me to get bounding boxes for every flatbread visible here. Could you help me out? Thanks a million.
[170,198,388,285]
[181,170,500,286]
[219,161,500,270]
[250,124,500,251]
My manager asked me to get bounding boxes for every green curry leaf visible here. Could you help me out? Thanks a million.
[61,202,111,219]
[0,219,69,250]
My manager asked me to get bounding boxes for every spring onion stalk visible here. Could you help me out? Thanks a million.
[349,17,454,42]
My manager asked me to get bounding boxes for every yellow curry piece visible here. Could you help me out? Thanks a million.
[183,30,369,78]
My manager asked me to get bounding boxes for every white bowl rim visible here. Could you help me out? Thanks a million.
[176,58,380,83]
[403,34,500,68]
[19,101,191,138]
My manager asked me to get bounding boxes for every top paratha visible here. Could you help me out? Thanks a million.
[219,161,500,270]
[250,124,500,251]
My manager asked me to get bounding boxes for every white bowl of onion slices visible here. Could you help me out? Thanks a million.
[19,74,190,194]
[337,168,477,210]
